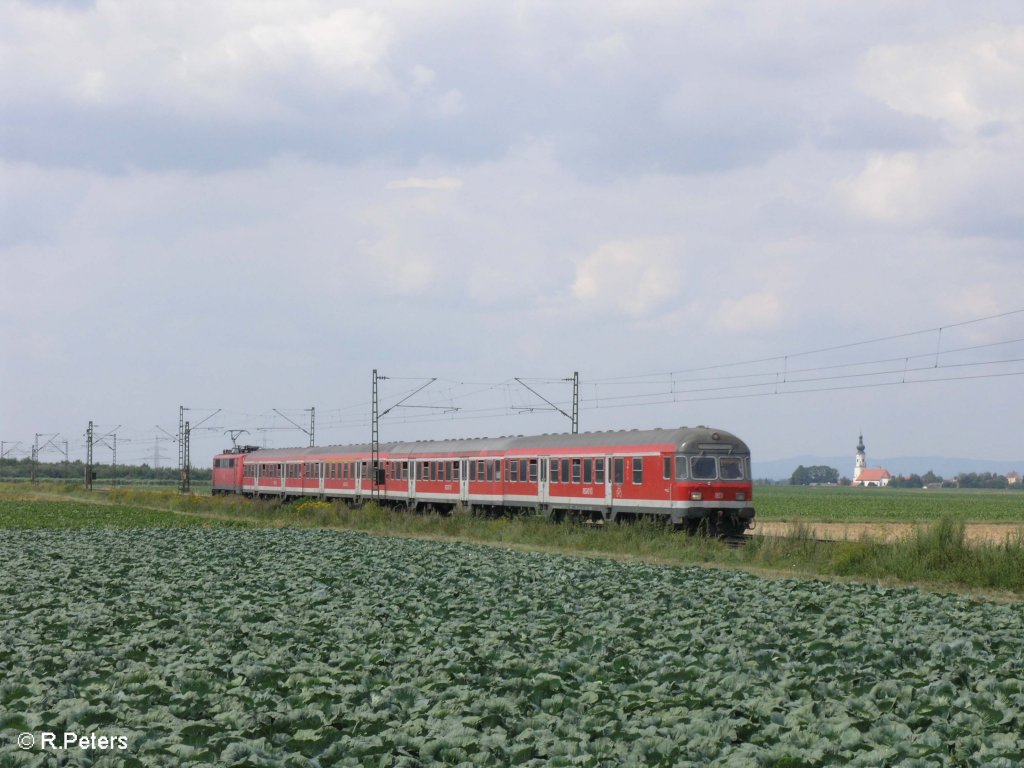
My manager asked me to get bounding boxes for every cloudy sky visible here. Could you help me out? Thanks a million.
[3,0,1024,469]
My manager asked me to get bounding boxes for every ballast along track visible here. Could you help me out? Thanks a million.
[212,426,757,537]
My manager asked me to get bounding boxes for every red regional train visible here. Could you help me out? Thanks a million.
[211,426,755,535]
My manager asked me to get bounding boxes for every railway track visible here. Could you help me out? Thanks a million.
[719,532,840,548]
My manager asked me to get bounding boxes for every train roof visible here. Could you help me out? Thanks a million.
[229,426,750,459]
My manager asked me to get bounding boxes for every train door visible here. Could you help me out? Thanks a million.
[459,460,469,505]
[538,458,549,508]
[608,455,620,517]
[604,455,613,508]
[354,462,363,501]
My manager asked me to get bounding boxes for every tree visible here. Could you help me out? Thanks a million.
[790,465,840,485]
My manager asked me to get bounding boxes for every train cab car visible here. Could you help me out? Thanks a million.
[670,428,755,535]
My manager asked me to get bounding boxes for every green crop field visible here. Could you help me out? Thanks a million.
[0,499,254,530]
[2,526,1024,766]
[755,485,1024,523]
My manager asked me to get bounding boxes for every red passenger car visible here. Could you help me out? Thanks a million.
[212,426,755,535]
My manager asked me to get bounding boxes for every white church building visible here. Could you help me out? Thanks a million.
[851,433,891,487]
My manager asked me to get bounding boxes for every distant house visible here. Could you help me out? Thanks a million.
[851,433,891,487]
[1008,471,1021,486]
[852,468,891,487]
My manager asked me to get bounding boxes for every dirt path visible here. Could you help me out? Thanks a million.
[755,521,1024,545]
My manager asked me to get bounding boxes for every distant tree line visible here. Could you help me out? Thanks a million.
[882,471,1020,490]
[0,457,211,482]
[789,465,840,485]
[788,465,1021,489]
[887,471,945,488]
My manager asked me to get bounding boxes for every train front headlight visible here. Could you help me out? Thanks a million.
[736,492,746,501]
[690,490,703,501]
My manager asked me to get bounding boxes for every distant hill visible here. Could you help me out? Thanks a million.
[752,455,1024,482]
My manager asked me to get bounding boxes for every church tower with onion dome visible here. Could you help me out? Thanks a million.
[854,433,866,483]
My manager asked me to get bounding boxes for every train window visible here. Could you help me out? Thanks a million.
[632,457,643,485]
[402,462,409,480]
[550,459,559,483]
[719,457,744,480]
[673,455,688,480]
[469,461,476,481]
[486,461,494,482]
[561,459,570,482]
[663,457,672,480]
[529,459,537,482]
[595,458,605,484]
[583,458,593,483]
[691,456,717,480]
[509,460,519,482]
[494,460,502,481]
[571,459,581,483]
[477,459,485,479]
[613,457,624,484]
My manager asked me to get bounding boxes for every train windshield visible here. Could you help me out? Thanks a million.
[690,456,718,479]
[683,454,749,480]
[719,456,745,480]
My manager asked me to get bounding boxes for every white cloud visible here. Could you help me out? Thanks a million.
[839,152,930,223]
[859,26,1024,133]
[571,240,683,317]
[1,3,397,116]
[716,291,782,333]
[386,176,463,191]
[358,235,436,295]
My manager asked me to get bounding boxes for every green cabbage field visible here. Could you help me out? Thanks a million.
[2,528,1023,766]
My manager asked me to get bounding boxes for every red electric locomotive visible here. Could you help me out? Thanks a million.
[212,426,755,535]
